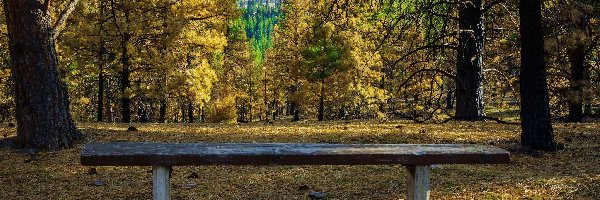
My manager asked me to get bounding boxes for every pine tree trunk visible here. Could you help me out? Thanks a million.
[4,0,82,149]
[97,58,104,122]
[519,0,557,151]
[455,0,485,120]
[318,77,325,121]
[187,102,194,123]
[567,45,585,122]
[119,34,131,123]
[159,99,167,123]
[291,84,300,121]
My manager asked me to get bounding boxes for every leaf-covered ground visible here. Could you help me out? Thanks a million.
[0,120,598,199]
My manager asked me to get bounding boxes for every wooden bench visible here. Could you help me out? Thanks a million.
[81,142,509,200]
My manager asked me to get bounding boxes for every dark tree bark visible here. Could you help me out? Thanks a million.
[95,2,106,123]
[119,34,131,123]
[519,0,557,151]
[97,58,105,122]
[159,99,167,123]
[3,0,82,149]
[568,45,585,122]
[455,0,485,120]
[187,102,194,123]
[290,85,300,121]
[200,106,205,123]
[317,77,325,121]
[445,90,454,109]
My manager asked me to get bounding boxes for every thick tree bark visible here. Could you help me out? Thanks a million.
[567,45,585,122]
[519,0,557,151]
[4,0,82,149]
[455,0,485,120]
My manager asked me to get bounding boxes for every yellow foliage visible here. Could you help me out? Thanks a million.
[205,94,237,123]
[187,59,217,107]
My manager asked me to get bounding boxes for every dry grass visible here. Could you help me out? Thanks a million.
[0,120,598,199]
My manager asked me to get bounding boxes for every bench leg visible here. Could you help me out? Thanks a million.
[406,165,430,200]
[153,166,171,200]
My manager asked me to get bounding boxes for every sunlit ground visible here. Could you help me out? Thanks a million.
[0,119,598,199]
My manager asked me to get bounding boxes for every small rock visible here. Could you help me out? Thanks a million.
[24,148,39,156]
[186,172,199,179]
[7,123,15,128]
[127,126,138,132]
[298,184,310,191]
[94,180,107,186]
[181,183,198,189]
[87,168,97,175]
[309,191,327,199]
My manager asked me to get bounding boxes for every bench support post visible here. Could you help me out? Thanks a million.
[406,165,430,200]
[153,166,171,200]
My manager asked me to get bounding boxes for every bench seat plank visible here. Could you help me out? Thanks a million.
[81,142,509,166]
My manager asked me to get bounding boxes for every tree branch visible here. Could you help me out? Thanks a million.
[43,0,51,13]
[482,0,505,14]
[52,0,80,40]
[396,68,457,93]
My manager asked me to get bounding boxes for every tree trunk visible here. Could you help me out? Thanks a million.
[567,45,585,122]
[200,106,205,123]
[455,0,485,120]
[290,84,300,121]
[180,103,186,123]
[445,89,454,109]
[519,0,557,151]
[187,102,194,123]
[119,34,131,123]
[97,56,104,122]
[4,0,82,149]
[318,77,325,121]
[159,99,167,123]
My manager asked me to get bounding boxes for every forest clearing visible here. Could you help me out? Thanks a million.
[1,120,599,199]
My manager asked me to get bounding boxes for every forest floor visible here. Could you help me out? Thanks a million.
[0,119,599,199]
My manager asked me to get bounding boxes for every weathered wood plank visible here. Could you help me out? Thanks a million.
[152,166,170,200]
[406,165,430,200]
[80,142,510,166]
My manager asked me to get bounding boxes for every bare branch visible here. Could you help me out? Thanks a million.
[52,0,80,40]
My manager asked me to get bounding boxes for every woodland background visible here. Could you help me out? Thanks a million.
[1,0,598,125]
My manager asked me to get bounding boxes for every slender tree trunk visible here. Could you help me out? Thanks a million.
[4,0,82,149]
[119,34,131,123]
[180,102,186,123]
[445,89,454,109]
[567,45,585,122]
[159,99,167,123]
[291,84,300,121]
[456,0,485,120]
[200,106,205,123]
[318,77,325,121]
[519,0,557,151]
[97,55,104,122]
[187,102,194,123]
